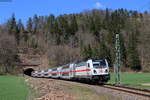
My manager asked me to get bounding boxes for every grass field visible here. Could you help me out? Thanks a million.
[0,76,29,100]
[108,73,150,89]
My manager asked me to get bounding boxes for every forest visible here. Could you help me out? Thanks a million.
[0,8,150,74]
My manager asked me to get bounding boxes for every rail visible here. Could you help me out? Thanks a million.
[102,83,150,98]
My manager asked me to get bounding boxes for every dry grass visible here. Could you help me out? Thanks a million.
[63,84,107,100]
[26,76,108,100]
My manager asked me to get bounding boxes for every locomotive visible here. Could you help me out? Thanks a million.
[31,59,110,84]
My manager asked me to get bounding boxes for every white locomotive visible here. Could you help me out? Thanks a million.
[31,59,110,84]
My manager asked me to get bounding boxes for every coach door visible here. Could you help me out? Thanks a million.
[86,63,90,76]
[70,64,75,78]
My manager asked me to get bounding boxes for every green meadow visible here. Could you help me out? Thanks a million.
[109,73,150,89]
[0,76,29,100]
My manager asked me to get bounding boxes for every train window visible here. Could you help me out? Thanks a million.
[93,63,100,68]
[76,64,83,67]
[76,62,86,67]
[62,65,69,69]
[93,60,107,68]
[100,60,107,67]
[44,70,48,72]
[52,68,57,71]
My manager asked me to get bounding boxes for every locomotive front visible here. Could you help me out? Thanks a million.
[90,59,110,83]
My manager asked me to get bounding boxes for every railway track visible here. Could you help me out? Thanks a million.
[31,76,150,98]
[102,84,150,98]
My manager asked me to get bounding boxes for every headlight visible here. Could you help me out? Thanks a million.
[105,69,108,73]
[93,70,97,74]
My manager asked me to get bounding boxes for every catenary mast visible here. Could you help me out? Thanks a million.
[114,33,121,84]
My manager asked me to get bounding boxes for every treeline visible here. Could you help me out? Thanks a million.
[0,8,150,73]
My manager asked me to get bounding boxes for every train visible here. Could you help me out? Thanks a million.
[31,59,110,84]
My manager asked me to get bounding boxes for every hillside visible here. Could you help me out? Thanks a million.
[0,9,150,73]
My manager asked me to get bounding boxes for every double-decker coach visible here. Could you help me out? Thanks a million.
[60,63,74,79]
[31,71,38,77]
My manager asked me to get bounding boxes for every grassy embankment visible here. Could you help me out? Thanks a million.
[0,76,30,100]
[109,73,150,89]
[65,85,109,100]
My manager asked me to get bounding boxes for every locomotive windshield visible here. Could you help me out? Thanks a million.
[93,60,107,68]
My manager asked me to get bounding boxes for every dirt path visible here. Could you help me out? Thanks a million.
[25,77,149,100]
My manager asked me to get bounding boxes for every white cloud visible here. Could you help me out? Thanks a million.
[95,2,104,9]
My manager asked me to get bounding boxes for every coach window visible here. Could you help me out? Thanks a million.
[45,70,48,72]
[52,68,57,71]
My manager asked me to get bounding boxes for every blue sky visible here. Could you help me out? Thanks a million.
[0,0,149,24]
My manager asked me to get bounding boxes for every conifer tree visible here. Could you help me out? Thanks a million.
[17,19,24,44]
[27,17,33,33]
[7,14,20,45]
[69,15,78,35]
[103,8,110,29]
[127,32,141,70]
[18,19,24,33]
[33,14,39,34]
[7,14,18,35]
[46,14,55,34]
